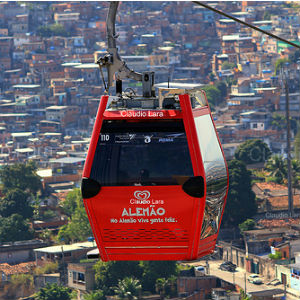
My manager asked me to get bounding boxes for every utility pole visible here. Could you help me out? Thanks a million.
[206,260,210,275]
[61,245,66,284]
[244,272,247,294]
[282,65,294,218]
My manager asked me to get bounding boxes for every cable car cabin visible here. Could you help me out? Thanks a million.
[81,89,228,261]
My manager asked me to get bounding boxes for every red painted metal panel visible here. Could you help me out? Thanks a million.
[85,186,196,261]
[179,94,206,259]
[83,95,108,178]
[82,93,228,261]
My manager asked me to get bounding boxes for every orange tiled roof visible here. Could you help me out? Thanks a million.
[268,195,300,209]
[0,261,35,276]
[255,182,287,191]
[258,218,300,228]
[52,190,69,202]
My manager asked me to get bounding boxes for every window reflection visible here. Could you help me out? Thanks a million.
[193,90,208,108]
[90,121,194,186]
[194,114,228,239]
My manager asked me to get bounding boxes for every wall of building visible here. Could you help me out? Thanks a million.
[291,275,300,291]
[178,276,217,296]
[221,242,276,280]
[67,263,95,292]
[185,290,205,300]
[275,264,291,287]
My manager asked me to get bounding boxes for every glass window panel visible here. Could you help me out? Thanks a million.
[192,90,208,108]
[78,272,85,282]
[90,120,194,186]
[194,114,228,239]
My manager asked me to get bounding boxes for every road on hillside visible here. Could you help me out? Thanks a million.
[186,260,299,300]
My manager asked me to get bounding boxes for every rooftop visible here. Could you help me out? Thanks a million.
[258,219,300,228]
[34,241,96,254]
[155,82,204,89]
[37,169,52,177]
[12,84,40,89]
[244,228,290,235]
[219,19,235,23]
[15,148,34,153]
[255,182,287,192]
[229,96,262,102]
[46,106,68,110]
[223,34,252,42]
[11,132,33,138]
[49,157,85,164]
[249,289,284,297]
[0,262,35,276]
[73,63,98,69]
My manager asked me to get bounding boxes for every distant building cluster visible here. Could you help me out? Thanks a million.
[0,1,299,188]
[2,1,300,299]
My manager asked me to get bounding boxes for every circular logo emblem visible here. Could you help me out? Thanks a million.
[134,190,150,201]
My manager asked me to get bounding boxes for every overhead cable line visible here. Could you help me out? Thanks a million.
[193,1,300,50]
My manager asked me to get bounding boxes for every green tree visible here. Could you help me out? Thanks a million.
[4,274,34,299]
[0,188,33,218]
[165,275,177,298]
[37,25,52,37]
[84,290,106,300]
[61,188,82,217]
[141,261,178,292]
[222,160,257,226]
[36,283,71,300]
[0,162,41,194]
[291,159,300,193]
[114,277,142,300]
[42,209,56,221]
[209,72,216,82]
[265,155,287,184]
[94,261,177,294]
[221,62,236,70]
[215,81,227,99]
[94,261,143,293]
[58,188,91,242]
[272,113,297,134]
[271,113,286,131]
[50,23,68,36]
[201,85,221,108]
[269,251,282,260]
[240,289,251,300]
[39,228,53,243]
[35,262,59,275]
[263,11,271,20]
[239,219,255,232]
[37,24,68,37]
[155,278,167,300]
[274,58,290,75]
[294,127,300,160]
[57,224,72,244]
[224,77,237,88]
[0,214,33,243]
[235,139,271,165]
[58,205,92,242]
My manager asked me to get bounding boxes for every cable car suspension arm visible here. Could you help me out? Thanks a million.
[97,1,142,93]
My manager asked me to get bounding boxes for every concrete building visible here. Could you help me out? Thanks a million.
[34,241,96,266]
[67,261,96,293]
[0,240,47,264]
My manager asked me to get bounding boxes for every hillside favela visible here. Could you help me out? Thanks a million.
[1,1,300,300]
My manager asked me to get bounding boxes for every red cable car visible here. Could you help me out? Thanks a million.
[81,2,228,261]
[82,89,228,261]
